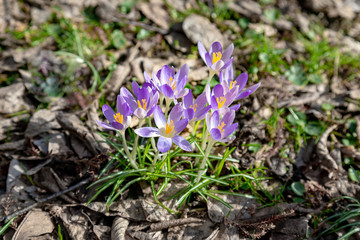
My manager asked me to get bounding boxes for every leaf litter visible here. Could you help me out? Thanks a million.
[0,0,359,239]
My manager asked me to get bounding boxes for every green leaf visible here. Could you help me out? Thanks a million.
[137,29,151,40]
[111,30,127,49]
[304,122,323,136]
[348,167,360,182]
[285,65,307,85]
[238,18,250,29]
[264,8,280,22]
[321,103,334,111]
[291,182,305,196]
[259,52,270,63]
[308,73,322,84]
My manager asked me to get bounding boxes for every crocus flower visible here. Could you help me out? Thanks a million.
[220,65,261,100]
[134,104,192,153]
[120,81,159,119]
[183,89,211,122]
[198,41,234,73]
[151,64,189,101]
[206,110,238,143]
[97,95,131,131]
[206,84,240,115]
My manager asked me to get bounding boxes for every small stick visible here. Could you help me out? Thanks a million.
[149,217,204,231]
[2,177,91,223]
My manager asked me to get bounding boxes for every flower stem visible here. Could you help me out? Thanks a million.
[120,131,138,170]
[147,117,159,171]
[195,138,215,183]
[207,70,216,86]
[164,98,172,118]
[131,118,145,161]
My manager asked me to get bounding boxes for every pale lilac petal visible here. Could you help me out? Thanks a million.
[184,89,193,108]
[198,41,207,64]
[160,84,174,98]
[212,60,224,72]
[184,108,195,120]
[219,135,235,143]
[210,128,222,141]
[210,111,219,129]
[229,104,241,111]
[175,88,189,99]
[146,105,156,117]
[223,64,234,84]
[144,71,151,83]
[211,96,218,109]
[222,123,238,139]
[174,118,188,133]
[209,41,222,55]
[175,64,189,82]
[175,75,187,95]
[148,92,159,110]
[222,43,234,62]
[221,110,235,126]
[224,87,238,107]
[236,83,260,100]
[111,121,124,130]
[157,136,172,153]
[132,81,140,97]
[205,52,212,67]
[154,106,166,129]
[205,84,212,104]
[134,108,147,119]
[102,104,116,122]
[160,65,173,85]
[235,73,248,92]
[220,57,233,71]
[138,88,150,107]
[172,135,192,152]
[194,105,211,121]
[194,92,207,109]
[120,88,137,111]
[169,103,183,123]
[213,84,224,97]
[135,127,160,137]
[97,120,116,131]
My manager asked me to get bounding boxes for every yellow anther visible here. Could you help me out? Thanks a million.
[212,52,222,64]
[217,122,226,133]
[165,120,175,134]
[189,104,198,112]
[229,80,237,90]
[137,99,147,110]
[216,97,226,109]
[168,77,176,91]
[113,113,124,124]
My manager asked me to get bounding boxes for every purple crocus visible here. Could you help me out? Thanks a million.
[198,41,234,73]
[120,81,159,119]
[97,95,131,131]
[206,84,240,115]
[206,110,238,143]
[220,65,261,100]
[183,89,211,122]
[151,64,189,100]
[134,104,192,153]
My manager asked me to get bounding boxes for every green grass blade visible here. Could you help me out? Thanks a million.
[0,217,16,235]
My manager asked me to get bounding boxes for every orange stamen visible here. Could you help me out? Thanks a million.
[216,97,226,109]
[137,99,147,110]
[189,104,198,112]
[217,122,226,133]
[165,120,175,134]
[169,77,176,91]
[113,113,124,124]
[229,80,237,90]
[212,52,222,64]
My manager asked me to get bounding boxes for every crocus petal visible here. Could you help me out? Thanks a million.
[236,82,261,100]
[175,75,187,95]
[169,103,183,123]
[102,104,116,122]
[160,84,174,98]
[205,84,212,104]
[184,108,195,120]
[210,128,222,141]
[183,89,194,108]
[220,57,233,71]
[198,41,207,64]
[219,135,235,143]
[221,110,235,126]
[154,106,166,129]
[222,123,238,139]
[172,135,192,152]
[174,118,188,133]
[175,88,189,99]
[111,121,124,130]
[175,64,189,83]
[120,88,137,111]
[135,127,160,137]
[212,60,224,72]
[194,105,211,121]
[132,81,140,97]
[213,84,224,97]
[211,96,218,109]
[160,65,173,85]
[210,41,222,55]
[235,73,248,92]
[224,87,239,107]
[97,120,116,131]
[138,88,150,107]
[229,104,241,111]
[223,65,233,84]
[194,92,207,109]
[148,92,159,110]
[157,136,172,153]
[205,52,213,67]
[210,111,219,129]
[222,43,234,62]
[134,108,147,119]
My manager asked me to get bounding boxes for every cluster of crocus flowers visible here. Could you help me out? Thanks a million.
[97,40,260,172]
